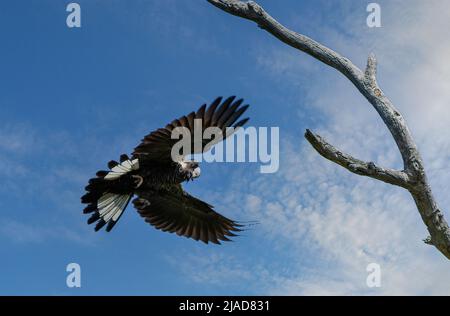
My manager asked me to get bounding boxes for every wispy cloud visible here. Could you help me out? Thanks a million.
[0,122,113,245]
[172,0,450,295]
[0,218,91,245]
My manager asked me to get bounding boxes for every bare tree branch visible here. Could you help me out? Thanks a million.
[208,0,450,260]
[304,130,411,187]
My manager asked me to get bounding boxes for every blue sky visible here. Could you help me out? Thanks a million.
[1,0,450,295]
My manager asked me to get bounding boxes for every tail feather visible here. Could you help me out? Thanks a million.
[106,197,131,232]
[83,204,97,214]
[81,154,138,232]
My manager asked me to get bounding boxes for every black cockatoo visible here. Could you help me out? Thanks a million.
[81,96,250,244]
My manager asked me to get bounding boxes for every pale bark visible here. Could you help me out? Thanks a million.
[208,0,450,259]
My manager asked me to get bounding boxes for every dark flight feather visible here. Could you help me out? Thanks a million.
[132,96,249,162]
[133,188,243,244]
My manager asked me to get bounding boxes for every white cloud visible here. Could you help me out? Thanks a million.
[0,219,91,245]
[174,0,450,295]
[0,122,120,245]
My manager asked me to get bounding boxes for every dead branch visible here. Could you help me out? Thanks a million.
[207,0,450,260]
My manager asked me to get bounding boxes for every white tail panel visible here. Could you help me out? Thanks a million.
[104,159,139,180]
[97,193,132,224]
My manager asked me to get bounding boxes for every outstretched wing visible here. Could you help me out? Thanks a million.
[132,96,249,162]
[133,186,242,244]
